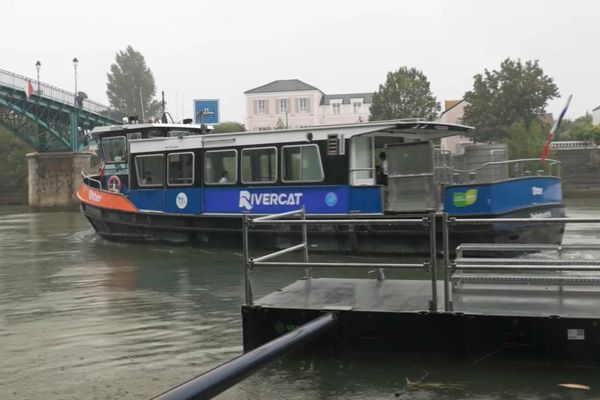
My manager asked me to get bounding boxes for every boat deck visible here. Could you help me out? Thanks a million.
[255,277,600,319]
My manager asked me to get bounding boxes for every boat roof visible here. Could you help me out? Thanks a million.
[128,119,473,154]
[90,123,207,138]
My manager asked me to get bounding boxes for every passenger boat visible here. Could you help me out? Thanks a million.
[77,120,565,253]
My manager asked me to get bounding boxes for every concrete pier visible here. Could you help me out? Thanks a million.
[27,152,93,208]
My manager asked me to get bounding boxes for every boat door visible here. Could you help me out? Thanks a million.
[385,141,436,212]
[350,136,375,185]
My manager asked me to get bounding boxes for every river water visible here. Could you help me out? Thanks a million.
[1,199,600,399]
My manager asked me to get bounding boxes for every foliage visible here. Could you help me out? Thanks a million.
[463,58,559,142]
[505,119,549,160]
[571,124,600,144]
[370,67,440,121]
[0,126,33,203]
[274,118,286,129]
[212,121,246,133]
[556,113,594,140]
[106,46,162,121]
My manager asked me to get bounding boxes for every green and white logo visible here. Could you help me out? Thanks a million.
[453,189,478,207]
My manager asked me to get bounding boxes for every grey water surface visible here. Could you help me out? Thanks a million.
[1,199,600,399]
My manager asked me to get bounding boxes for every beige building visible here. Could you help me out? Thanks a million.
[244,79,372,131]
[439,100,472,153]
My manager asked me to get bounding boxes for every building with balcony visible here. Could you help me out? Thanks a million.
[244,79,372,131]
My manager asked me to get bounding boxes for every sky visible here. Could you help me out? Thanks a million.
[3,0,598,123]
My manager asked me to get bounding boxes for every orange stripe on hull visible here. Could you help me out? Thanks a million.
[77,184,139,212]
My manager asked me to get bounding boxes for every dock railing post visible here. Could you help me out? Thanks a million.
[428,212,438,312]
[302,206,311,279]
[243,215,253,306]
[442,212,452,311]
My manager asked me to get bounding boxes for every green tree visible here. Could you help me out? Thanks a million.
[463,58,559,142]
[106,46,161,121]
[212,121,246,133]
[274,118,285,129]
[370,67,440,121]
[557,113,593,140]
[0,126,33,203]
[505,119,549,160]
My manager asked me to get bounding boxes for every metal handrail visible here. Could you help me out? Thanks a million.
[0,67,112,115]
[81,171,102,189]
[243,209,438,311]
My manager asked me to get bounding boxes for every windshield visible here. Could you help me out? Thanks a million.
[101,136,127,164]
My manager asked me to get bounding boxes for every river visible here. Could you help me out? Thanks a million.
[1,199,600,399]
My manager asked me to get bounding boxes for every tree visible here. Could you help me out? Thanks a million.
[463,58,559,142]
[505,119,549,160]
[557,113,593,140]
[212,121,246,133]
[0,126,32,203]
[106,46,161,121]
[370,67,440,121]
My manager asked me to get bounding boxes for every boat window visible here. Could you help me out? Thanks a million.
[242,147,277,184]
[101,136,127,163]
[127,132,141,140]
[204,150,237,185]
[135,154,164,187]
[167,152,194,186]
[282,144,324,182]
[350,136,374,185]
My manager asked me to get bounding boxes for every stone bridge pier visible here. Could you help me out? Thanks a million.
[27,152,94,208]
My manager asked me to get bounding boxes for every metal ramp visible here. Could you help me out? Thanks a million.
[0,68,121,151]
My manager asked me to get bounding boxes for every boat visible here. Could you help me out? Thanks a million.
[77,119,565,253]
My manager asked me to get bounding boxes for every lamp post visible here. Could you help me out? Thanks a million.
[72,57,78,106]
[35,60,41,94]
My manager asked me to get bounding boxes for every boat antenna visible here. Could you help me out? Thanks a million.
[159,91,174,123]
[161,91,168,123]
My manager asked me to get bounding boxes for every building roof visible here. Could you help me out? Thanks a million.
[593,105,600,112]
[321,93,373,105]
[244,79,322,94]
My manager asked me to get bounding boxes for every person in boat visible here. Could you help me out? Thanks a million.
[378,151,388,186]
[218,170,229,184]
[143,171,152,185]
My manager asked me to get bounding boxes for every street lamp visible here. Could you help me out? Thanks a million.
[35,60,41,94]
[72,57,78,106]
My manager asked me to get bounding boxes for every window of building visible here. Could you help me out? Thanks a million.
[256,100,267,115]
[101,136,127,163]
[298,98,308,113]
[135,154,164,187]
[331,102,341,115]
[167,152,194,186]
[278,98,289,113]
[282,144,324,182]
[204,150,237,185]
[242,147,277,184]
[352,102,362,114]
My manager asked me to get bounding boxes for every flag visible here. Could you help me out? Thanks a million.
[24,80,34,99]
[540,94,572,161]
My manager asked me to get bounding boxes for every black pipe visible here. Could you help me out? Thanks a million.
[153,312,337,400]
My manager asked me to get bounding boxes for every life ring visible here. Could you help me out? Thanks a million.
[107,175,122,193]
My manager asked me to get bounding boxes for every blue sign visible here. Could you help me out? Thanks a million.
[193,99,220,125]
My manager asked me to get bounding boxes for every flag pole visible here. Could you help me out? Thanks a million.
[540,94,573,161]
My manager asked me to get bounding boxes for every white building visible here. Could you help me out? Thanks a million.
[438,100,472,153]
[593,105,600,125]
[244,79,372,131]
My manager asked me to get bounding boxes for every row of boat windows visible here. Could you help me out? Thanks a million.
[134,144,325,188]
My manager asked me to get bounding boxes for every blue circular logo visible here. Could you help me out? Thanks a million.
[325,192,338,207]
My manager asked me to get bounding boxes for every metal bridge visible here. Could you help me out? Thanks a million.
[0,68,121,152]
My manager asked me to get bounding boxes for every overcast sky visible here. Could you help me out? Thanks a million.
[3,0,598,123]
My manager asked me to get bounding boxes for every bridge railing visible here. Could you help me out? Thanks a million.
[0,68,112,116]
